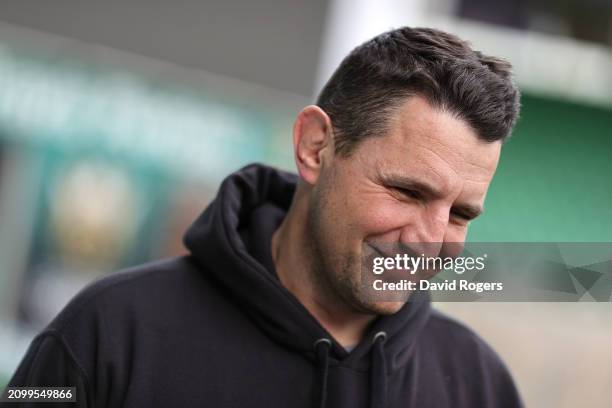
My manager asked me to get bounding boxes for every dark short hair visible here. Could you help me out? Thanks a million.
[316,27,521,156]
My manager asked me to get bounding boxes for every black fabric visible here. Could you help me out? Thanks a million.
[2,163,524,408]
[370,332,388,408]
[313,338,332,408]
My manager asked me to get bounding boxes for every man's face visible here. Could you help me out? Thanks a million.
[307,95,502,315]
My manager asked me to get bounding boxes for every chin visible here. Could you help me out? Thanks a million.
[352,298,406,315]
[370,301,406,315]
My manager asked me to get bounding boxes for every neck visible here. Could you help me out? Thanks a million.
[271,188,375,348]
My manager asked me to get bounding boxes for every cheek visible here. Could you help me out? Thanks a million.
[359,196,422,240]
[444,224,468,243]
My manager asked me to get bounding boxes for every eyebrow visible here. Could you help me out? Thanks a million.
[378,173,484,220]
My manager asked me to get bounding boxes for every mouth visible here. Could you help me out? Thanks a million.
[366,241,419,259]
[366,241,392,259]
[364,241,442,278]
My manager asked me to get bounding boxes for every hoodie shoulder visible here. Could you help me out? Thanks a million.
[6,256,218,408]
[47,256,202,332]
[420,308,524,407]
[425,308,508,367]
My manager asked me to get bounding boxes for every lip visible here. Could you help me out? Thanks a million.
[366,241,422,259]
[366,241,396,259]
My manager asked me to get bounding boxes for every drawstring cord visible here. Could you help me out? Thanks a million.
[312,331,388,408]
[313,338,332,408]
[370,331,388,408]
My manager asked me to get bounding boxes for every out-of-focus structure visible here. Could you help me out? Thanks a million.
[0,1,610,406]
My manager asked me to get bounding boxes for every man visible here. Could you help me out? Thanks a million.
[2,27,521,407]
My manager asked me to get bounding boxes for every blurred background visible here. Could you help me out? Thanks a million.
[0,0,610,406]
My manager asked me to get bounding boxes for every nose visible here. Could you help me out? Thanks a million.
[398,205,449,257]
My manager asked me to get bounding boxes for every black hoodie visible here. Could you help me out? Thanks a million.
[2,164,523,408]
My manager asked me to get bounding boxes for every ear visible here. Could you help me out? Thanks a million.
[292,105,334,185]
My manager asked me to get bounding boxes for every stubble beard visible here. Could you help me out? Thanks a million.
[306,181,391,316]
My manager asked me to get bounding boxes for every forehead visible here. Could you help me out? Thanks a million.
[355,96,502,196]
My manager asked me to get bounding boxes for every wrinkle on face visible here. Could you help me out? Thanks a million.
[306,95,503,315]
[333,95,502,242]
[393,97,500,202]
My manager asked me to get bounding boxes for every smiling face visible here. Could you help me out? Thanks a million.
[305,95,502,314]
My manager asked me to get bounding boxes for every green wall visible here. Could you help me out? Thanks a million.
[470,94,612,242]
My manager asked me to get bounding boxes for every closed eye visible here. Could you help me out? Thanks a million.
[451,210,471,221]
[450,209,479,222]
[390,186,422,200]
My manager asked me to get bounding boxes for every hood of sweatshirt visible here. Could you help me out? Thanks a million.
[184,163,431,370]
[185,163,433,408]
